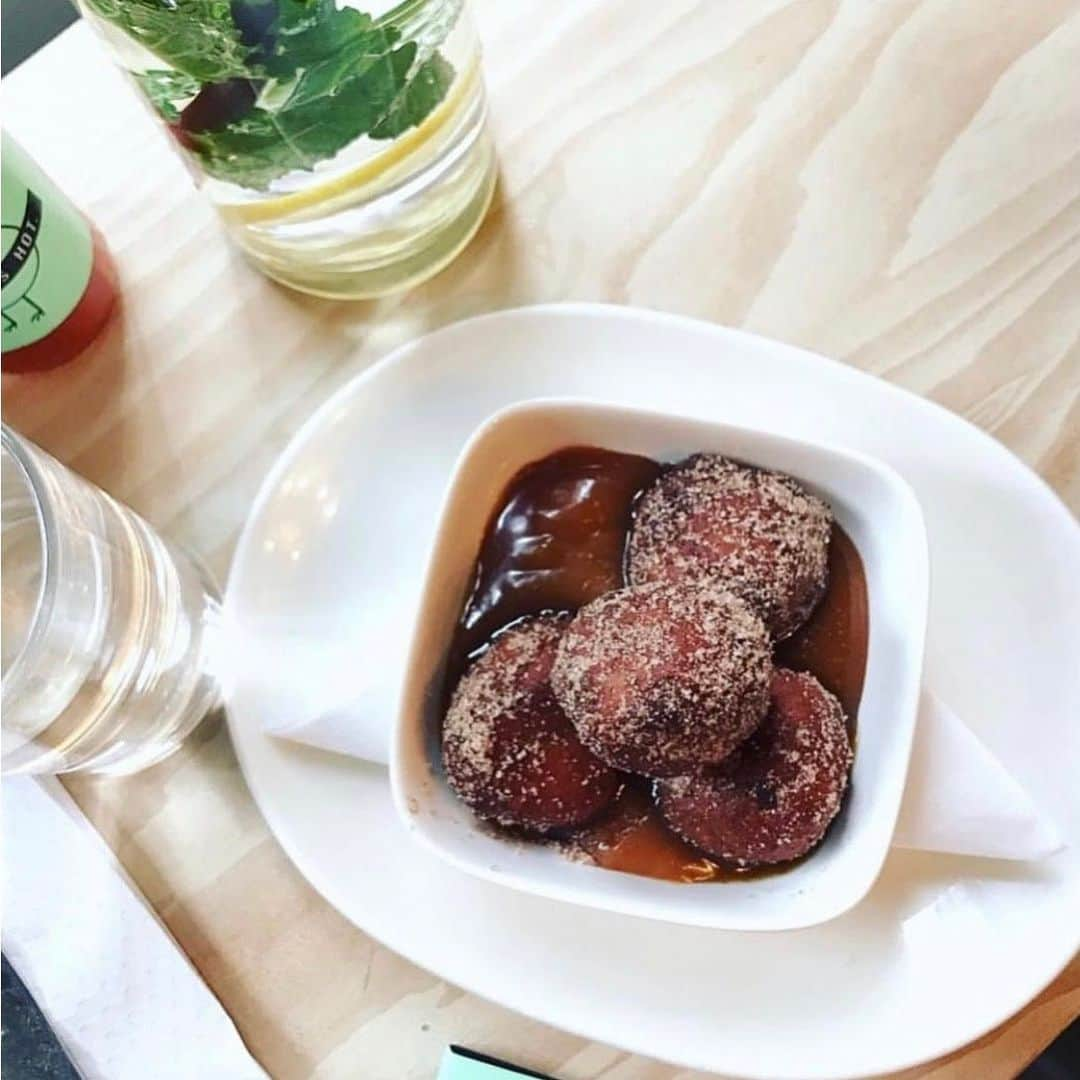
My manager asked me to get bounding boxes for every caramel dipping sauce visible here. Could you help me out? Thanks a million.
[446,447,868,884]
[456,448,662,658]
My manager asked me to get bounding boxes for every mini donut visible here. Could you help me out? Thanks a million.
[550,581,772,777]
[657,669,852,865]
[627,454,832,639]
[443,615,620,831]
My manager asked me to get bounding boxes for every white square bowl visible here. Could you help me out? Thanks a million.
[393,399,929,930]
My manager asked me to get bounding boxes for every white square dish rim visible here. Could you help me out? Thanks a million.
[392,397,929,931]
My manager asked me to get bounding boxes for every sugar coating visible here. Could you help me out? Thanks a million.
[550,580,773,777]
[627,454,833,640]
[442,615,619,831]
[657,669,853,865]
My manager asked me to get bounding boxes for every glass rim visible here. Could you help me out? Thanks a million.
[1,425,57,704]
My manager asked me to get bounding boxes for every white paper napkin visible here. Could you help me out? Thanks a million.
[270,687,1062,863]
[2,777,267,1080]
[892,691,1062,859]
[231,621,401,765]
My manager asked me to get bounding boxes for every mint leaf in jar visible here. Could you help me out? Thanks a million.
[369,51,454,140]
[135,70,202,122]
[84,0,252,82]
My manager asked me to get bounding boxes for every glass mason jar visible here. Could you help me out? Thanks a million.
[76,0,496,298]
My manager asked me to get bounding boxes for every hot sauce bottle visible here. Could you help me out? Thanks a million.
[2,134,117,374]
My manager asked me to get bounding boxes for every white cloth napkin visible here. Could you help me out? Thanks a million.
[270,688,1062,863]
[2,777,267,1080]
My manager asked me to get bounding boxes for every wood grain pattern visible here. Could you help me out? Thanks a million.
[3,2,1078,1076]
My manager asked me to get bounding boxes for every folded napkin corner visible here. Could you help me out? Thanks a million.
[892,691,1064,861]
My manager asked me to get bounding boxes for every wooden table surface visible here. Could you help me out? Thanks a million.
[4,4,1078,1077]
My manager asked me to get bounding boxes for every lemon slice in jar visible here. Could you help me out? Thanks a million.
[216,57,480,226]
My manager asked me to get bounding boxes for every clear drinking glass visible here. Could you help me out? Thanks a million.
[1,426,221,775]
[76,0,496,299]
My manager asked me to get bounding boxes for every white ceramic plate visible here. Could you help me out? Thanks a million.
[397,399,929,931]
[225,304,1080,1080]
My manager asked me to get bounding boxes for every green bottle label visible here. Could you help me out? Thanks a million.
[2,134,93,351]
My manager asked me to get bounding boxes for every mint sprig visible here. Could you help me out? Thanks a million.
[191,42,435,189]
[87,0,456,191]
